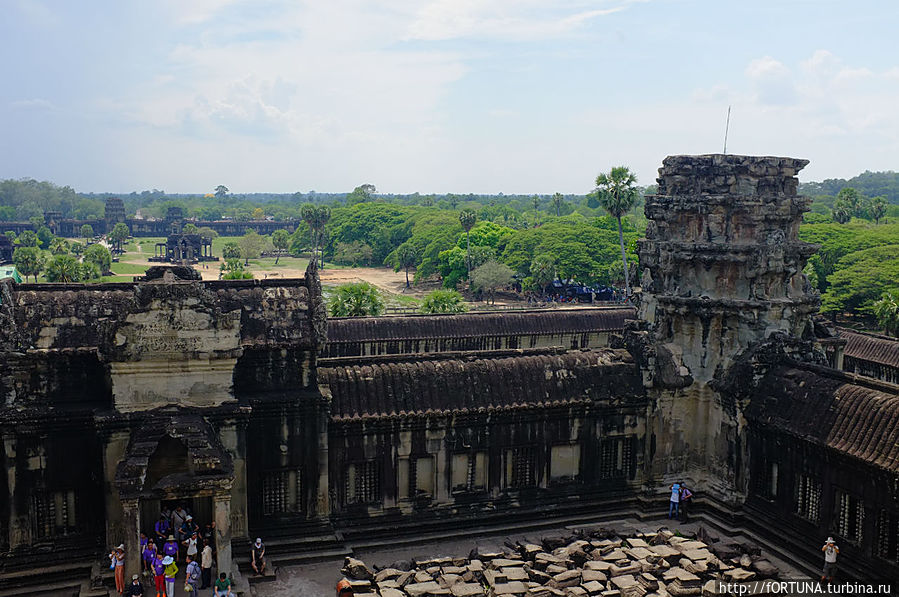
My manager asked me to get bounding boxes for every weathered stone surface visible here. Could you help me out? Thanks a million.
[344,557,375,581]
[451,583,487,596]
[406,581,445,596]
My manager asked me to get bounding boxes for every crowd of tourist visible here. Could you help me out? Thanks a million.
[108,504,237,597]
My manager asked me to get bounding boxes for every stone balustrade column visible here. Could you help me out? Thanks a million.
[214,493,233,574]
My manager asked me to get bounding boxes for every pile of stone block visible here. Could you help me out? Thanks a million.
[338,528,781,597]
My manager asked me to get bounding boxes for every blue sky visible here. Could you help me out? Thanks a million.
[1,0,897,194]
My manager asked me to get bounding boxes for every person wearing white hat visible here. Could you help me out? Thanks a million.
[112,545,126,595]
[251,538,266,575]
[821,537,839,583]
[127,573,144,596]
[162,555,178,597]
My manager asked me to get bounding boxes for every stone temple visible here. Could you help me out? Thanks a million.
[0,155,897,595]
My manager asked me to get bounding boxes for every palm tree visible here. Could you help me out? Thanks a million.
[419,289,467,314]
[45,255,82,283]
[873,292,899,337]
[870,196,887,225]
[50,237,70,255]
[551,193,564,216]
[328,282,384,317]
[595,166,639,300]
[832,200,852,224]
[396,244,417,288]
[459,209,477,282]
[301,204,331,268]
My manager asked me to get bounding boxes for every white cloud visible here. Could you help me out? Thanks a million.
[745,56,797,105]
[407,0,635,41]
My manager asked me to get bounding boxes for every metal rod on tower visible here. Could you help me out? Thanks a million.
[723,105,731,154]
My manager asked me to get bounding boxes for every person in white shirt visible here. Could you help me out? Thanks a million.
[200,539,214,589]
[821,537,839,582]
[668,483,681,519]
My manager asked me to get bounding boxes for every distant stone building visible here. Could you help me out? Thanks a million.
[0,236,12,264]
[150,233,216,264]
[0,155,897,595]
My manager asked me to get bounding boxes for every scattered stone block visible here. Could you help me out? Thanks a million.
[452,583,487,596]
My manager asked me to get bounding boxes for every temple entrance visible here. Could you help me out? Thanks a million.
[140,496,213,538]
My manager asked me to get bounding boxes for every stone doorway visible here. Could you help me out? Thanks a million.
[140,496,214,539]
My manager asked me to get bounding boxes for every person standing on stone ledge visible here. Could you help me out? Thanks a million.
[679,483,693,522]
[668,482,681,519]
[821,537,839,583]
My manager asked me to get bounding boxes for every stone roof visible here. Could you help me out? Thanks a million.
[320,348,642,420]
[748,365,899,474]
[325,307,635,343]
[838,327,899,369]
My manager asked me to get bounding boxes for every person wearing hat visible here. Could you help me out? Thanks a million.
[182,530,199,562]
[821,537,839,583]
[112,545,126,595]
[162,535,179,560]
[213,571,233,597]
[162,555,178,597]
[127,574,144,596]
[668,482,681,520]
[251,537,266,575]
[152,552,166,597]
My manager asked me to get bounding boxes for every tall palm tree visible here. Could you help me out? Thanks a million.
[551,193,564,216]
[396,244,417,288]
[458,209,477,282]
[595,166,639,300]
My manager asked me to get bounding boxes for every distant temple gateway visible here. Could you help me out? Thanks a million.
[0,200,295,238]
[0,155,897,595]
[149,233,217,264]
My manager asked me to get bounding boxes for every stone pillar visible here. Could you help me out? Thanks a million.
[3,434,29,549]
[214,493,233,574]
[315,408,331,517]
[220,424,248,540]
[122,498,141,578]
[103,431,130,548]
[634,154,819,498]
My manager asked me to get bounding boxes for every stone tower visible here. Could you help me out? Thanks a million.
[104,197,126,234]
[635,154,820,499]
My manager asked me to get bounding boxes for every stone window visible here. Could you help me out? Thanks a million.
[451,451,487,493]
[835,490,864,544]
[261,468,303,516]
[409,456,435,499]
[345,460,381,505]
[31,488,76,539]
[795,474,821,523]
[504,447,537,489]
[550,444,581,483]
[753,461,778,500]
[875,510,898,562]
[598,437,632,480]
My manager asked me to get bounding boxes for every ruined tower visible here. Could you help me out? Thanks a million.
[635,154,820,499]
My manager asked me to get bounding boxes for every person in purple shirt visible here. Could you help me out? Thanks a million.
[142,538,157,574]
[154,515,170,545]
[152,553,166,596]
[162,535,179,560]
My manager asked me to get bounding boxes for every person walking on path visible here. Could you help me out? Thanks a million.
[152,553,166,597]
[142,539,157,576]
[185,554,201,593]
[182,531,199,563]
[821,537,840,583]
[162,535,178,561]
[668,483,680,519]
[200,539,214,589]
[154,515,170,545]
[162,556,178,597]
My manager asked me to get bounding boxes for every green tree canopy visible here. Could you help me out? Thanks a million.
[419,289,467,314]
[12,246,45,282]
[873,292,899,337]
[595,166,639,298]
[328,282,384,317]
[470,260,514,305]
[83,243,112,274]
[271,229,290,264]
[222,241,241,259]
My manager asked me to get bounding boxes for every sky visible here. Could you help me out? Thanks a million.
[1,0,897,195]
